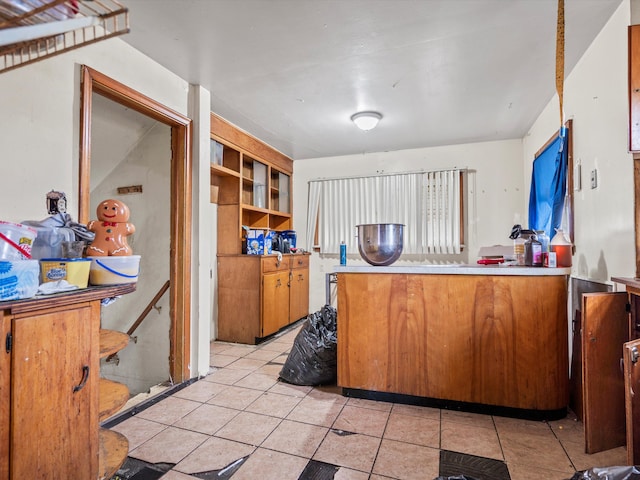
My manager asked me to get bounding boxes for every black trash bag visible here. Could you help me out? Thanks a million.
[569,466,640,480]
[279,305,337,386]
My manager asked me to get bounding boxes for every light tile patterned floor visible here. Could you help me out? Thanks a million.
[110,324,627,480]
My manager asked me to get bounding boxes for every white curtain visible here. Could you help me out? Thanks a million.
[424,170,461,254]
[306,181,322,251]
[308,169,462,255]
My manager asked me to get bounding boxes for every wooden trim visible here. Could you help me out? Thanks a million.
[566,119,575,245]
[629,26,640,152]
[460,170,465,247]
[211,112,292,174]
[635,155,640,278]
[80,66,93,224]
[79,65,192,383]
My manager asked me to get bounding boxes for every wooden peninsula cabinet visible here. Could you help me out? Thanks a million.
[217,253,309,344]
[336,266,570,418]
[0,284,134,480]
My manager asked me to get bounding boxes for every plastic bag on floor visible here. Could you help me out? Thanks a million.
[279,305,337,386]
[569,466,640,480]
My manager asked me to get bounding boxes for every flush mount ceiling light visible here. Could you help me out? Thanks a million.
[351,111,382,131]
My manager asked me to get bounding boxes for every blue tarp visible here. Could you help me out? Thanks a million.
[528,130,568,239]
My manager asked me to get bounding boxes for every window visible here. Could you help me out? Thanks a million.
[306,169,465,255]
[528,120,574,243]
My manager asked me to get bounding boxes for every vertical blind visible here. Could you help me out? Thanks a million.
[307,169,463,255]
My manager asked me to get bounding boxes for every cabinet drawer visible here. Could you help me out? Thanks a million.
[262,255,290,273]
[291,254,309,269]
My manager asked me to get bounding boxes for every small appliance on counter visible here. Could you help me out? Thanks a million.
[271,230,297,254]
[280,230,297,249]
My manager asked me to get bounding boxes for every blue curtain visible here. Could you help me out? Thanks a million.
[528,130,568,239]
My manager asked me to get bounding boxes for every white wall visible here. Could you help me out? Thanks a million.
[93,122,172,394]
[293,139,526,312]
[0,38,213,381]
[523,0,635,285]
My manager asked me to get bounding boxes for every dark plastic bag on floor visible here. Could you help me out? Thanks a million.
[279,305,337,386]
[569,466,640,480]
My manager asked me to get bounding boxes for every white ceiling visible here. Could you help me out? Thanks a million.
[119,0,623,160]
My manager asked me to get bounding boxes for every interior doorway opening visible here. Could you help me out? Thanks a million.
[79,65,193,389]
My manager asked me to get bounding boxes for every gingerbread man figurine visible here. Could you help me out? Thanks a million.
[87,199,135,256]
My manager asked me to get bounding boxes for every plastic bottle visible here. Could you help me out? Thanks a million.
[340,241,347,265]
[535,230,549,253]
[513,238,525,265]
[550,229,572,267]
[524,234,543,267]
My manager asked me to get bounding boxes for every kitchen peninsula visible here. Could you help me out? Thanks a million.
[335,265,571,419]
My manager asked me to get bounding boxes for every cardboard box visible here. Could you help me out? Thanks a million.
[245,229,274,255]
[40,258,91,288]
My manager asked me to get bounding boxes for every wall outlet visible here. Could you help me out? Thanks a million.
[590,169,598,189]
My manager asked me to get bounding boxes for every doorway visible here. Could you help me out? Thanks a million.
[79,65,192,385]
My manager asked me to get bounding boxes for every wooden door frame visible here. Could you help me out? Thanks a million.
[79,65,192,383]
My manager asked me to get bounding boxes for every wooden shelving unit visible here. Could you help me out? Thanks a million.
[0,284,135,479]
[211,113,309,344]
[98,328,131,478]
[210,113,293,254]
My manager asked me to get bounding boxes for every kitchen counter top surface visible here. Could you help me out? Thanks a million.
[333,264,572,276]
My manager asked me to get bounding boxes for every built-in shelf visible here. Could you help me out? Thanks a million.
[99,329,129,358]
[210,112,293,254]
[99,378,130,422]
[98,429,128,480]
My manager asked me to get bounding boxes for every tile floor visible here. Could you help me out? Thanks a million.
[110,323,628,480]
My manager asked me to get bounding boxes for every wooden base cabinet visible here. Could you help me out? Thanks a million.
[337,272,569,413]
[217,254,309,344]
[0,284,135,480]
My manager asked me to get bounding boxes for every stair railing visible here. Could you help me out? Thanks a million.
[105,279,170,363]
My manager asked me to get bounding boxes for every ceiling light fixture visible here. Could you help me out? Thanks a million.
[351,111,382,131]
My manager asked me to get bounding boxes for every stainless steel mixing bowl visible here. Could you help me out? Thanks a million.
[356,223,404,266]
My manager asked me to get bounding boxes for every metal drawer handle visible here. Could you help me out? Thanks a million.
[73,365,90,393]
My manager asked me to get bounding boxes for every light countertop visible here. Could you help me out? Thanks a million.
[333,264,572,276]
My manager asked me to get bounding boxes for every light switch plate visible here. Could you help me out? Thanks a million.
[574,163,581,191]
[590,169,598,189]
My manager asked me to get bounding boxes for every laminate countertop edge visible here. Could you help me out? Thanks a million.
[333,265,572,276]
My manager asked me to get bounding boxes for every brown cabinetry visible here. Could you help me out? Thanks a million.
[337,272,569,414]
[218,254,309,344]
[600,277,640,464]
[289,255,309,323]
[0,285,135,479]
[211,112,307,344]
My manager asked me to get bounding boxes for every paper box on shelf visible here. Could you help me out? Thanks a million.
[40,258,91,288]
[245,229,264,255]
[245,230,274,255]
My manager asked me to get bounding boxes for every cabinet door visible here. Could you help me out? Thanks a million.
[0,311,9,480]
[289,267,309,323]
[10,302,98,479]
[270,169,290,213]
[582,292,628,454]
[624,338,640,465]
[262,271,290,337]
